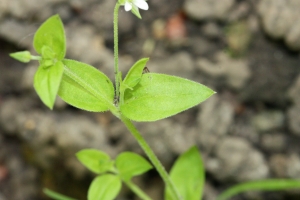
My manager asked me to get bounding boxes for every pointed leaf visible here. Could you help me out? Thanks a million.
[58,59,115,112]
[34,61,64,109]
[33,14,66,60]
[115,152,152,181]
[76,149,114,174]
[43,188,77,200]
[10,51,32,63]
[123,58,149,90]
[165,146,205,200]
[120,73,215,121]
[88,174,122,200]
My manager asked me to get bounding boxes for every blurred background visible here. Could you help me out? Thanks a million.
[1,0,300,199]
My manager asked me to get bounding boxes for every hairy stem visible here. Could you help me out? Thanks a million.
[121,115,182,200]
[114,3,121,102]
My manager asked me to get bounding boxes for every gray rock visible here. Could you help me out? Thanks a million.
[258,0,300,50]
[196,52,251,90]
[269,154,288,178]
[197,95,234,151]
[184,0,235,21]
[287,105,300,136]
[0,19,36,48]
[270,153,300,198]
[252,110,285,132]
[147,51,195,80]
[0,98,116,175]
[0,0,8,20]
[288,75,300,105]
[208,137,269,182]
[65,22,115,79]
[261,133,287,152]
[287,154,300,179]
[81,0,134,40]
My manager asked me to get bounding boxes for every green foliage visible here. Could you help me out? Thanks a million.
[33,14,66,60]
[34,61,64,109]
[11,11,216,200]
[76,149,152,200]
[165,146,205,200]
[122,58,149,90]
[88,174,122,200]
[58,59,115,112]
[76,149,114,174]
[121,73,215,121]
[43,188,77,200]
[217,179,300,200]
[9,51,32,63]
[116,152,153,181]
[9,14,67,109]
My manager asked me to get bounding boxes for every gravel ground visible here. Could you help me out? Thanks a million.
[1,0,300,200]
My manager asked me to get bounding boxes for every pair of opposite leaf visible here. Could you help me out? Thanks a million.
[10,14,215,122]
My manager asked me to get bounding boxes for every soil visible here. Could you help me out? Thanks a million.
[1,0,300,200]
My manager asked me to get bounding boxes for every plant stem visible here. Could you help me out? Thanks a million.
[121,115,182,200]
[124,180,152,200]
[113,3,121,102]
[30,55,42,60]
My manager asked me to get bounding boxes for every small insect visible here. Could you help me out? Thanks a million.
[142,67,150,74]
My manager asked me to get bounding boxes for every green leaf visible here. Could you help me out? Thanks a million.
[10,51,32,63]
[42,45,55,59]
[33,14,66,60]
[115,152,153,181]
[34,61,64,109]
[76,149,114,174]
[217,179,300,200]
[120,73,215,121]
[122,58,149,90]
[58,59,115,112]
[43,188,77,200]
[88,174,122,200]
[165,146,205,200]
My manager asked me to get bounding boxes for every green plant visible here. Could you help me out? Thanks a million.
[10,1,300,200]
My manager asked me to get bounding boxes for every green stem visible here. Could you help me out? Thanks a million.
[121,115,182,200]
[114,3,121,102]
[30,55,42,60]
[124,180,152,200]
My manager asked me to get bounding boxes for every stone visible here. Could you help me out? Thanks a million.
[184,0,235,21]
[0,19,36,48]
[269,154,288,178]
[197,95,234,150]
[258,0,300,50]
[252,110,285,132]
[288,75,300,105]
[208,137,269,182]
[287,154,300,179]
[261,133,286,152]
[196,52,251,90]
[287,105,300,136]
[147,51,195,80]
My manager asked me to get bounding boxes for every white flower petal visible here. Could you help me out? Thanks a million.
[124,2,132,11]
[133,0,148,10]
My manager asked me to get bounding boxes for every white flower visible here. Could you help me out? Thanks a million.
[119,0,148,18]
[124,0,149,12]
